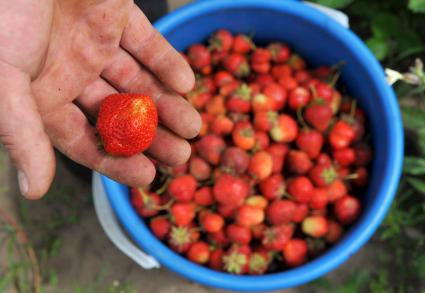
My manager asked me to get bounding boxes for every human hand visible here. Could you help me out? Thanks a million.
[0,0,200,199]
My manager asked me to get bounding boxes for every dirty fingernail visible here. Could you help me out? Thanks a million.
[17,170,29,196]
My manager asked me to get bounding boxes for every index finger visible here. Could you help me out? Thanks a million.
[120,5,195,94]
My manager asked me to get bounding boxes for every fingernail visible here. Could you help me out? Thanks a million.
[17,170,29,196]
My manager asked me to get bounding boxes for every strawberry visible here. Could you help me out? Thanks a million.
[226,224,252,245]
[302,216,328,238]
[188,44,211,70]
[199,112,211,136]
[226,83,252,113]
[296,129,323,159]
[312,82,333,103]
[353,167,368,187]
[294,70,312,84]
[255,74,275,88]
[327,179,347,202]
[262,224,294,251]
[196,76,217,94]
[224,53,250,77]
[329,120,355,149]
[170,202,196,226]
[187,241,210,264]
[249,250,270,275]
[97,94,158,156]
[170,162,189,176]
[221,147,250,174]
[213,173,249,206]
[214,70,235,86]
[209,29,234,53]
[232,34,254,53]
[196,135,226,165]
[271,64,292,79]
[236,205,265,227]
[287,176,314,203]
[277,75,298,91]
[194,187,214,206]
[317,153,332,167]
[254,111,278,132]
[252,223,267,239]
[189,156,212,181]
[304,102,333,132]
[266,144,289,174]
[206,95,226,116]
[223,245,250,274]
[201,213,225,233]
[208,230,229,247]
[168,175,197,202]
[220,79,240,96]
[131,188,160,217]
[288,54,306,70]
[334,195,361,225]
[248,151,273,180]
[246,195,268,210]
[309,164,337,187]
[267,42,290,63]
[336,166,350,178]
[310,188,329,210]
[288,87,311,110]
[355,145,373,167]
[254,131,270,149]
[149,217,170,240]
[287,150,313,175]
[292,203,309,223]
[168,225,195,253]
[252,48,272,63]
[330,90,342,114]
[270,115,298,143]
[259,174,285,200]
[333,147,356,167]
[283,239,308,267]
[251,62,271,74]
[314,66,331,78]
[325,220,343,243]
[232,121,256,150]
[210,115,234,136]
[186,90,212,110]
[266,200,296,225]
[252,93,275,112]
[263,83,287,111]
[217,204,237,219]
[209,248,224,271]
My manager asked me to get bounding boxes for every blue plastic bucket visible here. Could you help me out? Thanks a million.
[101,0,404,291]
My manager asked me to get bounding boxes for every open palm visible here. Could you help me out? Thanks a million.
[0,0,200,199]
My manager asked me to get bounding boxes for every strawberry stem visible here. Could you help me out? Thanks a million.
[344,173,359,181]
[296,107,310,130]
[349,99,357,119]
[155,176,172,195]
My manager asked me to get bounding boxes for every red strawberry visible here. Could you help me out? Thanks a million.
[254,131,270,150]
[196,76,217,94]
[353,167,368,187]
[213,173,249,206]
[252,62,271,74]
[287,176,314,203]
[194,187,214,206]
[270,115,298,143]
[201,213,225,233]
[187,241,210,264]
[252,93,275,112]
[334,195,361,225]
[217,204,237,219]
[266,143,289,174]
[259,174,285,200]
[283,239,308,267]
[168,175,197,202]
[317,153,332,167]
[209,248,224,271]
[329,120,355,149]
[263,83,287,111]
[220,79,240,96]
[233,34,254,54]
[314,66,331,78]
[196,135,226,165]
[170,202,196,226]
[249,82,261,97]
[278,75,298,91]
[336,166,350,178]
[188,44,211,70]
[302,216,328,238]
[248,151,273,180]
[326,220,343,243]
[214,70,235,86]
[232,121,256,150]
[223,245,250,274]
[168,225,195,253]
[296,129,323,159]
[309,164,337,187]
[312,82,333,103]
[186,90,212,110]
[266,200,296,225]
[210,115,234,136]
[170,162,189,176]
[333,148,356,167]
[249,250,270,275]
[255,74,275,88]
[226,83,252,113]
[208,230,229,247]
[288,54,306,70]
[310,188,328,210]
[221,147,250,174]
[199,112,211,136]
[246,195,268,210]
[262,224,294,251]
[294,70,312,84]
[236,205,265,227]
[252,223,267,239]
[292,203,309,223]
[149,217,170,240]
[304,102,333,132]
[268,42,291,63]
[209,29,234,53]
[288,87,311,110]
[327,179,347,202]
[226,224,252,245]
[252,48,272,63]
[97,94,158,156]
[271,64,292,79]
[189,157,211,181]
[254,111,278,132]
[287,150,313,175]
[131,188,160,217]
[224,53,250,77]
[355,145,373,167]
[206,95,226,116]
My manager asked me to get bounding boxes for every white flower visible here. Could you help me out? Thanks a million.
[385,68,404,85]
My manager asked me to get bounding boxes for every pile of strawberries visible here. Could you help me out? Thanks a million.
[130,30,372,275]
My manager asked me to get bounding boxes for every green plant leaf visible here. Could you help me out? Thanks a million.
[366,37,389,60]
[312,0,354,9]
[407,177,425,194]
[371,13,399,39]
[401,106,425,130]
[409,0,425,12]
[403,157,425,175]
[418,128,425,156]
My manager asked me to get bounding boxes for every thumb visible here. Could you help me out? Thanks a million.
[0,61,55,199]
